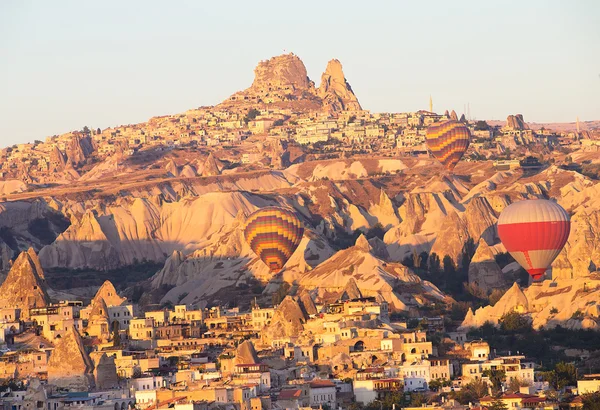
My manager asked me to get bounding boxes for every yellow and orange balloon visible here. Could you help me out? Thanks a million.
[425,120,471,171]
[243,207,304,273]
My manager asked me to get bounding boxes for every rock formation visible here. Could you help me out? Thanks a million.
[298,290,318,316]
[429,210,470,268]
[506,114,528,130]
[296,237,445,312]
[461,275,600,330]
[468,238,507,293]
[92,280,127,307]
[201,153,223,177]
[0,249,49,319]
[235,340,260,364]
[450,110,458,121]
[47,326,95,391]
[262,296,308,343]
[251,53,314,91]
[221,53,360,113]
[85,296,111,342]
[92,353,119,389]
[318,59,361,112]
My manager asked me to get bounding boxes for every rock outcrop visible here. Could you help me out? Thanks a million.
[296,239,445,312]
[461,275,600,330]
[91,352,119,389]
[506,114,528,130]
[200,153,223,177]
[429,210,470,268]
[251,53,314,91]
[468,239,507,293]
[318,59,361,112]
[235,340,260,364]
[262,296,308,343]
[92,280,127,307]
[0,249,49,319]
[47,326,95,391]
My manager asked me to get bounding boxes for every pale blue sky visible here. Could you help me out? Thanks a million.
[1,0,599,146]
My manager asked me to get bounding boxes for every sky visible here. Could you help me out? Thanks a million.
[1,0,599,147]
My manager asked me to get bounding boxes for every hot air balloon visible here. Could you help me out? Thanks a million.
[243,207,304,273]
[498,199,570,281]
[425,120,471,171]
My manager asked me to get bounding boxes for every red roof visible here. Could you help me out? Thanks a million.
[278,389,302,400]
[310,380,336,388]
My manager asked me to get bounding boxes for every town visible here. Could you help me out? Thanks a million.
[0,247,598,410]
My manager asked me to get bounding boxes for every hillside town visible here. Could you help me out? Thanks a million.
[0,55,598,195]
[1,52,600,410]
[1,247,598,410]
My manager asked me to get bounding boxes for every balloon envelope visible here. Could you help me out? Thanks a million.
[498,199,570,281]
[425,120,471,171]
[243,207,304,273]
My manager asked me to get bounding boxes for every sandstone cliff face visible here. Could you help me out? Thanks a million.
[0,249,49,319]
[47,326,95,391]
[429,210,470,268]
[468,238,508,293]
[318,59,361,112]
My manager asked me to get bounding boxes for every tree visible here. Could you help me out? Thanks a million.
[243,108,261,124]
[82,126,90,134]
[554,362,577,389]
[508,377,530,393]
[112,320,121,347]
[429,253,441,275]
[488,400,508,410]
[499,311,532,333]
[451,379,489,404]
[582,392,600,410]
[483,369,506,394]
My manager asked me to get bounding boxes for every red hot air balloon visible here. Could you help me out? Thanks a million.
[497,199,570,281]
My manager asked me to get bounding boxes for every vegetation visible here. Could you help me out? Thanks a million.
[499,311,532,332]
[487,400,508,410]
[450,379,488,404]
[538,362,577,389]
[243,108,260,124]
[582,392,600,410]
[272,282,291,305]
[483,369,506,394]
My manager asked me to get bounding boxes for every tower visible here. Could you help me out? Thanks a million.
[577,116,580,133]
[429,95,433,113]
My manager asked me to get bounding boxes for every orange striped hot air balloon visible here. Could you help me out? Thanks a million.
[243,207,304,273]
[425,120,471,171]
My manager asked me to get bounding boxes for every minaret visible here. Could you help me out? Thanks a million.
[429,95,433,113]
[577,116,580,133]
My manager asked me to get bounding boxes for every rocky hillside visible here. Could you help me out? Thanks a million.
[219,53,360,113]
[461,275,600,330]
